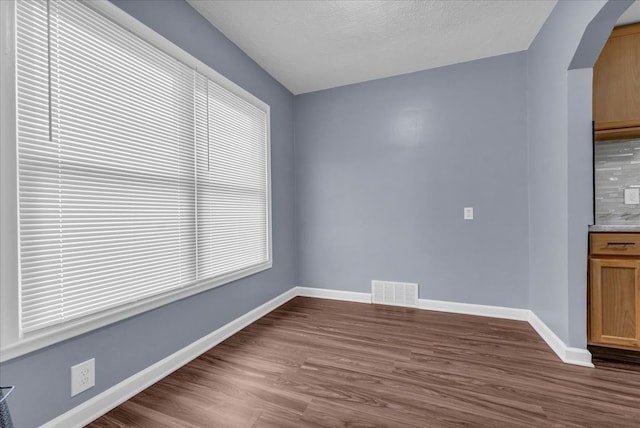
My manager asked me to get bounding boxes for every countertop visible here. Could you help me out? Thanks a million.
[589,225,640,232]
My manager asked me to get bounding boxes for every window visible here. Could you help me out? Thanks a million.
[0,0,271,360]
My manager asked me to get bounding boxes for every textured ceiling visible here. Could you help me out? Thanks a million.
[187,0,557,95]
[617,0,640,26]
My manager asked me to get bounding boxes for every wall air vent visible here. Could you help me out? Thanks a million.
[371,280,418,308]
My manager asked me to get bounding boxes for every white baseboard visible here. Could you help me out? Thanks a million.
[293,287,590,367]
[295,286,372,303]
[41,287,298,428]
[43,285,592,427]
[417,298,592,367]
[415,298,593,366]
[418,298,530,321]
[527,311,594,368]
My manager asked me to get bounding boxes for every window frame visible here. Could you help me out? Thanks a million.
[0,0,272,362]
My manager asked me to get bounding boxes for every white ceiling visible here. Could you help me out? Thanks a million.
[617,1,640,26]
[187,0,557,95]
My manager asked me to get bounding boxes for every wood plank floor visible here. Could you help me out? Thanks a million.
[88,297,640,427]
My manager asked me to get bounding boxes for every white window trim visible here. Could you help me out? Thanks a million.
[0,0,272,363]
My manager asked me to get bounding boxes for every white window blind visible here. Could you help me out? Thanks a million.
[16,0,270,335]
[196,78,269,280]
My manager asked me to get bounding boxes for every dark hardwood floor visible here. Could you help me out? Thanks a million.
[88,297,640,427]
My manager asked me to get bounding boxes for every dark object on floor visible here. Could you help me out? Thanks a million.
[0,386,15,428]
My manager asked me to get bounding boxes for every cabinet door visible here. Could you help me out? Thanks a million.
[593,24,640,132]
[590,258,640,349]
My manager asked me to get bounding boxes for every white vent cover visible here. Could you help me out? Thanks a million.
[372,280,418,308]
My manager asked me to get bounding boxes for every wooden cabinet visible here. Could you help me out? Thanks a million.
[590,232,640,256]
[589,233,640,350]
[589,258,640,348]
[593,23,640,141]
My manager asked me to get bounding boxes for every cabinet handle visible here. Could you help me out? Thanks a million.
[606,242,636,246]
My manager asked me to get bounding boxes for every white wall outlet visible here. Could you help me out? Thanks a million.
[464,207,474,220]
[71,358,95,397]
[624,188,640,205]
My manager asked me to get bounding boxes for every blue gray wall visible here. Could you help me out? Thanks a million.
[526,0,632,347]
[0,1,295,426]
[295,52,530,308]
[1,0,635,426]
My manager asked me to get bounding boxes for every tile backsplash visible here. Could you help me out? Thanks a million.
[595,137,640,225]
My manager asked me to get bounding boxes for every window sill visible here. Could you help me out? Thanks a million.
[0,261,272,363]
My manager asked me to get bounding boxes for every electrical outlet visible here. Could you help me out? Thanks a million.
[624,188,640,205]
[464,207,474,220]
[71,358,95,397]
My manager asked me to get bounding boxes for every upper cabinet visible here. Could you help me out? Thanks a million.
[593,23,640,141]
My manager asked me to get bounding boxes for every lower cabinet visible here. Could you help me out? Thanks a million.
[589,258,640,350]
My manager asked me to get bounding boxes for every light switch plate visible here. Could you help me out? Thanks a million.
[464,207,474,220]
[624,188,639,205]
